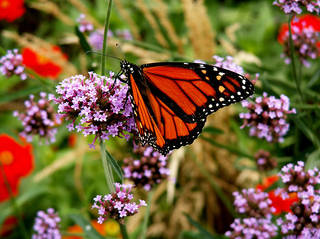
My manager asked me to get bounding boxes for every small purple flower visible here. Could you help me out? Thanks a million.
[54,72,136,148]
[273,0,320,14]
[233,188,275,217]
[32,208,61,239]
[77,14,94,33]
[254,150,278,171]
[240,92,296,143]
[225,217,277,239]
[14,92,61,144]
[213,55,244,75]
[89,29,113,51]
[281,24,320,67]
[123,143,170,191]
[116,29,133,40]
[0,49,27,80]
[91,183,146,224]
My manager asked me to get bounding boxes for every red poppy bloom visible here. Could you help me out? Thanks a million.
[0,0,25,22]
[256,175,298,215]
[22,46,67,79]
[278,14,320,44]
[0,134,33,202]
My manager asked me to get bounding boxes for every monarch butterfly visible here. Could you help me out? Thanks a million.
[120,60,254,155]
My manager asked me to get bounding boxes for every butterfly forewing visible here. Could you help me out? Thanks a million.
[122,61,254,155]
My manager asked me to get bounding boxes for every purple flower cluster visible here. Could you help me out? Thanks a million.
[88,29,113,51]
[123,143,170,191]
[240,92,296,143]
[281,24,319,67]
[13,92,61,144]
[225,217,278,239]
[77,14,94,33]
[32,208,61,239]
[92,183,147,224]
[277,161,320,238]
[54,72,136,148]
[273,0,320,14]
[255,150,278,171]
[233,188,275,218]
[0,49,27,80]
[213,55,244,75]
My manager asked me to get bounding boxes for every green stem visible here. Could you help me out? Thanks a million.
[101,0,113,76]
[0,163,28,239]
[120,223,129,239]
[288,14,303,102]
[100,140,115,193]
[140,190,154,239]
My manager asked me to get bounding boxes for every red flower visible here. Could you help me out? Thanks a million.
[0,134,33,202]
[256,175,298,215]
[0,216,18,237]
[278,14,320,44]
[22,47,67,79]
[0,0,25,22]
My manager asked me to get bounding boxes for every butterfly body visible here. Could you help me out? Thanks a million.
[120,60,254,155]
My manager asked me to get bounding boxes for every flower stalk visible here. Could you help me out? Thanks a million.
[101,0,113,76]
[100,140,115,193]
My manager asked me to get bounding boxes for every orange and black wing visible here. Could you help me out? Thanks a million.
[127,62,254,155]
[128,73,204,155]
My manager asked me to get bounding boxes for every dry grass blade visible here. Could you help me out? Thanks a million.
[114,0,141,40]
[30,0,73,25]
[181,0,216,60]
[136,0,169,48]
[152,0,184,53]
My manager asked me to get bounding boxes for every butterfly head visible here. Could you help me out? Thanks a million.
[120,60,136,75]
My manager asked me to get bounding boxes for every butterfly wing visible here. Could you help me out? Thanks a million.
[126,61,254,155]
[141,62,254,123]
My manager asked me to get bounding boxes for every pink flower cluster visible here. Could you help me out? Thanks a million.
[0,49,27,80]
[77,14,94,33]
[54,72,136,148]
[240,92,296,143]
[273,0,320,14]
[255,150,278,171]
[13,92,61,144]
[32,208,61,239]
[92,183,147,224]
[123,144,170,191]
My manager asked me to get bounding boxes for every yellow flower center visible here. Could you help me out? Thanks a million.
[0,151,14,165]
[37,54,49,64]
[0,0,9,9]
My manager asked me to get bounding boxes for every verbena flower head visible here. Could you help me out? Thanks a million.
[225,217,278,239]
[278,15,320,67]
[89,29,113,51]
[77,14,94,33]
[273,0,320,14]
[32,208,61,239]
[13,92,61,144]
[233,188,275,217]
[123,143,170,191]
[0,49,27,80]
[255,150,278,171]
[277,162,320,238]
[54,72,136,148]
[239,92,296,143]
[116,29,133,40]
[92,183,147,224]
[213,55,244,75]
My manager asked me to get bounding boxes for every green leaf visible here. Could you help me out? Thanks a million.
[306,148,320,170]
[0,85,42,104]
[202,126,224,135]
[105,150,123,183]
[69,214,105,239]
[184,214,227,239]
[294,118,320,147]
[75,27,92,53]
